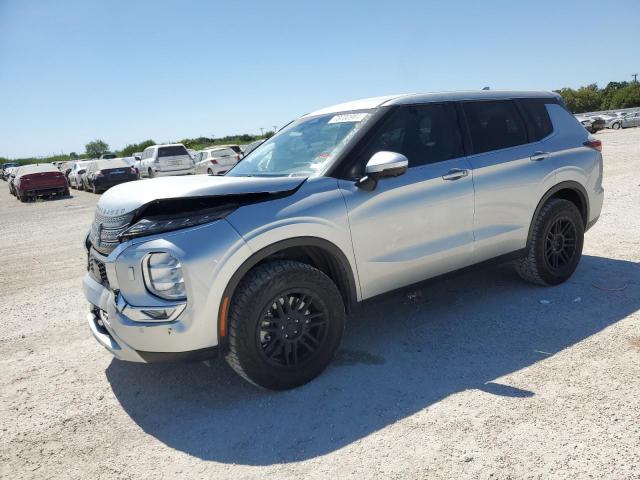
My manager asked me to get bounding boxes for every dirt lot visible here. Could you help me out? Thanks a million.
[1,128,639,480]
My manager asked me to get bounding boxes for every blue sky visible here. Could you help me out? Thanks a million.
[1,0,638,158]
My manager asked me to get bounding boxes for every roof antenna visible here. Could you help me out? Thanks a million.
[482,86,490,90]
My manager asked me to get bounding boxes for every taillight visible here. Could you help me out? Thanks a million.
[236,154,240,161]
[584,139,602,152]
[130,167,136,174]
[210,159,218,164]
[95,170,103,177]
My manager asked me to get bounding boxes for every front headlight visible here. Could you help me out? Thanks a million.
[119,205,237,242]
[143,252,186,300]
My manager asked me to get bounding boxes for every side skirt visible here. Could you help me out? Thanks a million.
[356,249,527,308]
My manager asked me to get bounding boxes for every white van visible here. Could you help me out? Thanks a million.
[138,144,194,178]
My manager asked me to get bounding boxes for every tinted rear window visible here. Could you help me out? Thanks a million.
[463,100,528,154]
[158,146,189,157]
[519,99,553,141]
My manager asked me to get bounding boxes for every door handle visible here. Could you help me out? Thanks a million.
[442,168,469,181]
[530,151,550,161]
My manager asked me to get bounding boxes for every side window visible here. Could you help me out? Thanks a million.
[363,103,464,168]
[463,100,528,154]
[519,98,553,141]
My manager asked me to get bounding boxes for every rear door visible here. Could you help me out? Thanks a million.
[463,99,557,262]
[339,103,475,299]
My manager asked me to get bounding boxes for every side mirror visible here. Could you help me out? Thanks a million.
[356,151,408,191]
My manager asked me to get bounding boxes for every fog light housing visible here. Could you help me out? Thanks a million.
[142,252,186,300]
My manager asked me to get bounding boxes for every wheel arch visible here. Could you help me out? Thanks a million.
[526,181,589,247]
[217,236,358,350]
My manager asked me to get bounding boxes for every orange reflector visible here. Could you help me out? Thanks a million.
[219,297,230,337]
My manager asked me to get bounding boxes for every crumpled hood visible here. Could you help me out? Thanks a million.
[96,175,306,216]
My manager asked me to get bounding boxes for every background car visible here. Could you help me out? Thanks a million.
[219,144,244,160]
[138,143,194,177]
[121,156,140,178]
[12,163,69,202]
[1,162,19,180]
[68,160,93,189]
[83,158,138,194]
[241,139,264,157]
[575,115,605,133]
[58,161,75,183]
[620,111,640,128]
[193,147,239,175]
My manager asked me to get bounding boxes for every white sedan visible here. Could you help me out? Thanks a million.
[193,147,240,175]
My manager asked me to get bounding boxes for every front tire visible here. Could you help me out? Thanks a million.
[612,122,621,130]
[225,260,345,390]
[148,168,155,178]
[516,198,584,286]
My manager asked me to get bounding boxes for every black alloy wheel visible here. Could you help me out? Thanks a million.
[544,217,577,272]
[256,292,328,367]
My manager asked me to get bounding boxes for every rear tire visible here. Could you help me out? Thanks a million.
[225,260,345,390]
[612,122,621,130]
[516,198,584,286]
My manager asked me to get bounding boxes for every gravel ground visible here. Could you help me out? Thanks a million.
[1,128,639,480]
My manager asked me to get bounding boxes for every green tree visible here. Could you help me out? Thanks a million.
[69,152,79,159]
[119,139,155,157]
[556,85,603,113]
[608,83,640,109]
[85,139,110,157]
[601,81,629,109]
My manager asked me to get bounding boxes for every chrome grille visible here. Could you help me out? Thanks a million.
[89,210,134,254]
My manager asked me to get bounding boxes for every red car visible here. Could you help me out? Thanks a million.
[13,163,70,202]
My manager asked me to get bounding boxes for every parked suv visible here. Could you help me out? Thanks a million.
[138,143,194,178]
[83,91,604,390]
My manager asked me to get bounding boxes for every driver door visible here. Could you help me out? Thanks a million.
[338,103,475,299]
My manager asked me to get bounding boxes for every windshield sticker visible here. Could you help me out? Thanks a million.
[328,113,369,124]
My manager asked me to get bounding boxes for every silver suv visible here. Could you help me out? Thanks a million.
[83,91,604,390]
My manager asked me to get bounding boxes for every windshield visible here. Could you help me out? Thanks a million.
[228,110,374,177]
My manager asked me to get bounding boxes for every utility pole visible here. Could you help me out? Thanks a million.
[273,125,277,133]
[260,127,264,136]
[632,73,638,83]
